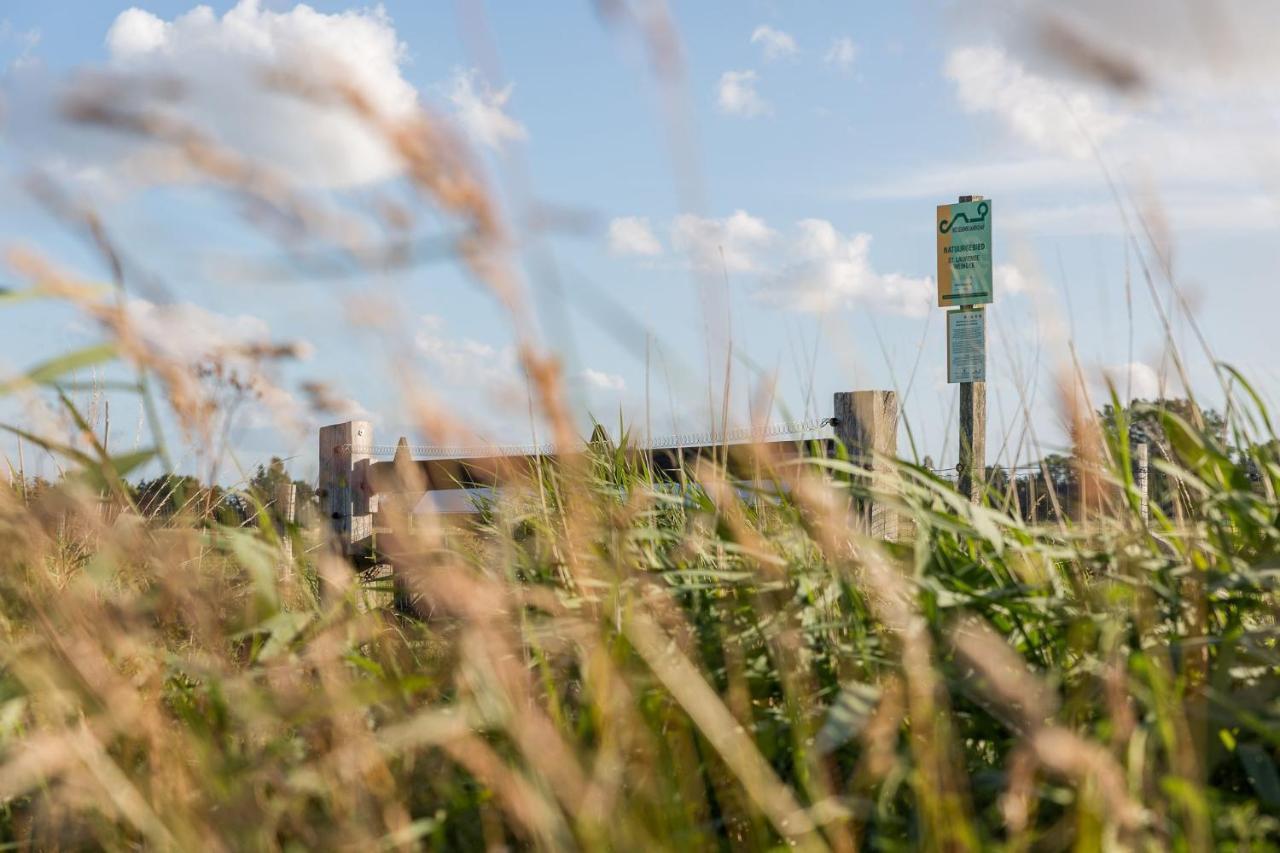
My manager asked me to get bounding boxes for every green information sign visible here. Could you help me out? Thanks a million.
[947,307,986,384]
[936,198,992,307]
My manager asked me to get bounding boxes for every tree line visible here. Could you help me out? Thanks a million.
[7,456,316,529]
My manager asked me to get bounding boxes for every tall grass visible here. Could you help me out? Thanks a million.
[1,380,1279,849]
[2,7,1279,849]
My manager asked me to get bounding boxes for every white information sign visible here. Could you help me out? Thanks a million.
[947,308,986,384]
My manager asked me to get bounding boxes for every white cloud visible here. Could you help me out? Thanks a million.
[445,68,528,152]
[11,0,418,188]
[869,15,1280,206]
[663,211,931,317]
[107,8,168,55]
[824,37,857,71]
[125,298,274,365]
[855,156,1100,200]
[1021,1,1280,95]
[1099,361,1165,402]
[945,44,1127,158]
[608,216,663,256]
[581,368,626,391]
[120,297,306,433]
[762,219,933,316]
[750,26,797,60]
[1005,193,1280,236]
[414,315,519,391]
[413,316,625,426]
[671,210,776,272]
[0,19,42,70]
[995,262,1033,295]
[716,70,771,118]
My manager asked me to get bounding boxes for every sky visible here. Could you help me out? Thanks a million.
[1,0,1279,484]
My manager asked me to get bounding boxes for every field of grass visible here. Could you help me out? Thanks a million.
[1,8,1278,847]
[1,378,1279,850]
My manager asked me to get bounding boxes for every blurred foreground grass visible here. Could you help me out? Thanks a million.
[1,9,1278,844]
[1,376,1279,851]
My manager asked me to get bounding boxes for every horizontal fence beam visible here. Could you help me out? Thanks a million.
[345,417,838,460]
[320,392,900,554]
[370,436,838,492]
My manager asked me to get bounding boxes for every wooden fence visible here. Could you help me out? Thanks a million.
[318,390,899,559]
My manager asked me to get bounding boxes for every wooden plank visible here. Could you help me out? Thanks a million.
[368,437,834,493]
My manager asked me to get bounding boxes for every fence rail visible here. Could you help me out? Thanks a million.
[342,417,839,459]
[321,392,899,554]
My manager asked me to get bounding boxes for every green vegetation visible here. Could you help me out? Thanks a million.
[0,20,1273,846]
[1,379,1278,850]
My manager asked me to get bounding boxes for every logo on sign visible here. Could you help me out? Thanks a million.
[938,200,990,234]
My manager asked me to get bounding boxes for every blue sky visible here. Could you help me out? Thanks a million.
[1,0,1277,484]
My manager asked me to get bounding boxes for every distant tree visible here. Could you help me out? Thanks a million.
[246,457,314,525]
[1019,454,1075,522]
[985,464,1010,503]
[1099,398,1227,456]
[7,475,54,506]
[133,474,240,527]
[135,474,202,518]
[1039,454,1075,491]
[1097,398,1228,518]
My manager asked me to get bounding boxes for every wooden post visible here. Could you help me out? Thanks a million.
[953,193,987,506]
[833,390,899,540]
[318,420,374,555]
[958,376,986,504]
[1027,471,1037,524]
[276,482,297,576]
[1135,439,1149,525]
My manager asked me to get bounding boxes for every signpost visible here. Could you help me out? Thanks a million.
[938,195,991,503]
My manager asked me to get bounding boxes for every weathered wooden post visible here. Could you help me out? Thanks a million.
[275,481,296,576]
[833,390,899,540]
[1135,439,1150,525]
[318,420,374,555]
[958,381,986,503]
[1027,470,1038,524]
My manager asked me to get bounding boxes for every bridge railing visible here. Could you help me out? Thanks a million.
[318,390,899,557]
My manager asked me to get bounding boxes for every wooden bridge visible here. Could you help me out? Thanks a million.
[318,390,899,560]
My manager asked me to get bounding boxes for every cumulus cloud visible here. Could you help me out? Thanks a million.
[870,7,1280,206]
[995,262,1034,295]
[0,19,42,70]
[671,210,775,272]
[10,0,418,188]
[414,315,625,406]
[445,68,528,152]
[125,298,276,363]
[761,219,933,316]
[945,44,1127,158]
[581,368,625,391]
[107,8,167,55]
[663,211,931,317]
[414,315,520,392]
[608,216,662,256]
[120,297,308,433]
[1100,361,1165,402]
[824,37,857,71]
[716,70,770,117]
[750,26,797,60]
[1021,1,1280,94]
